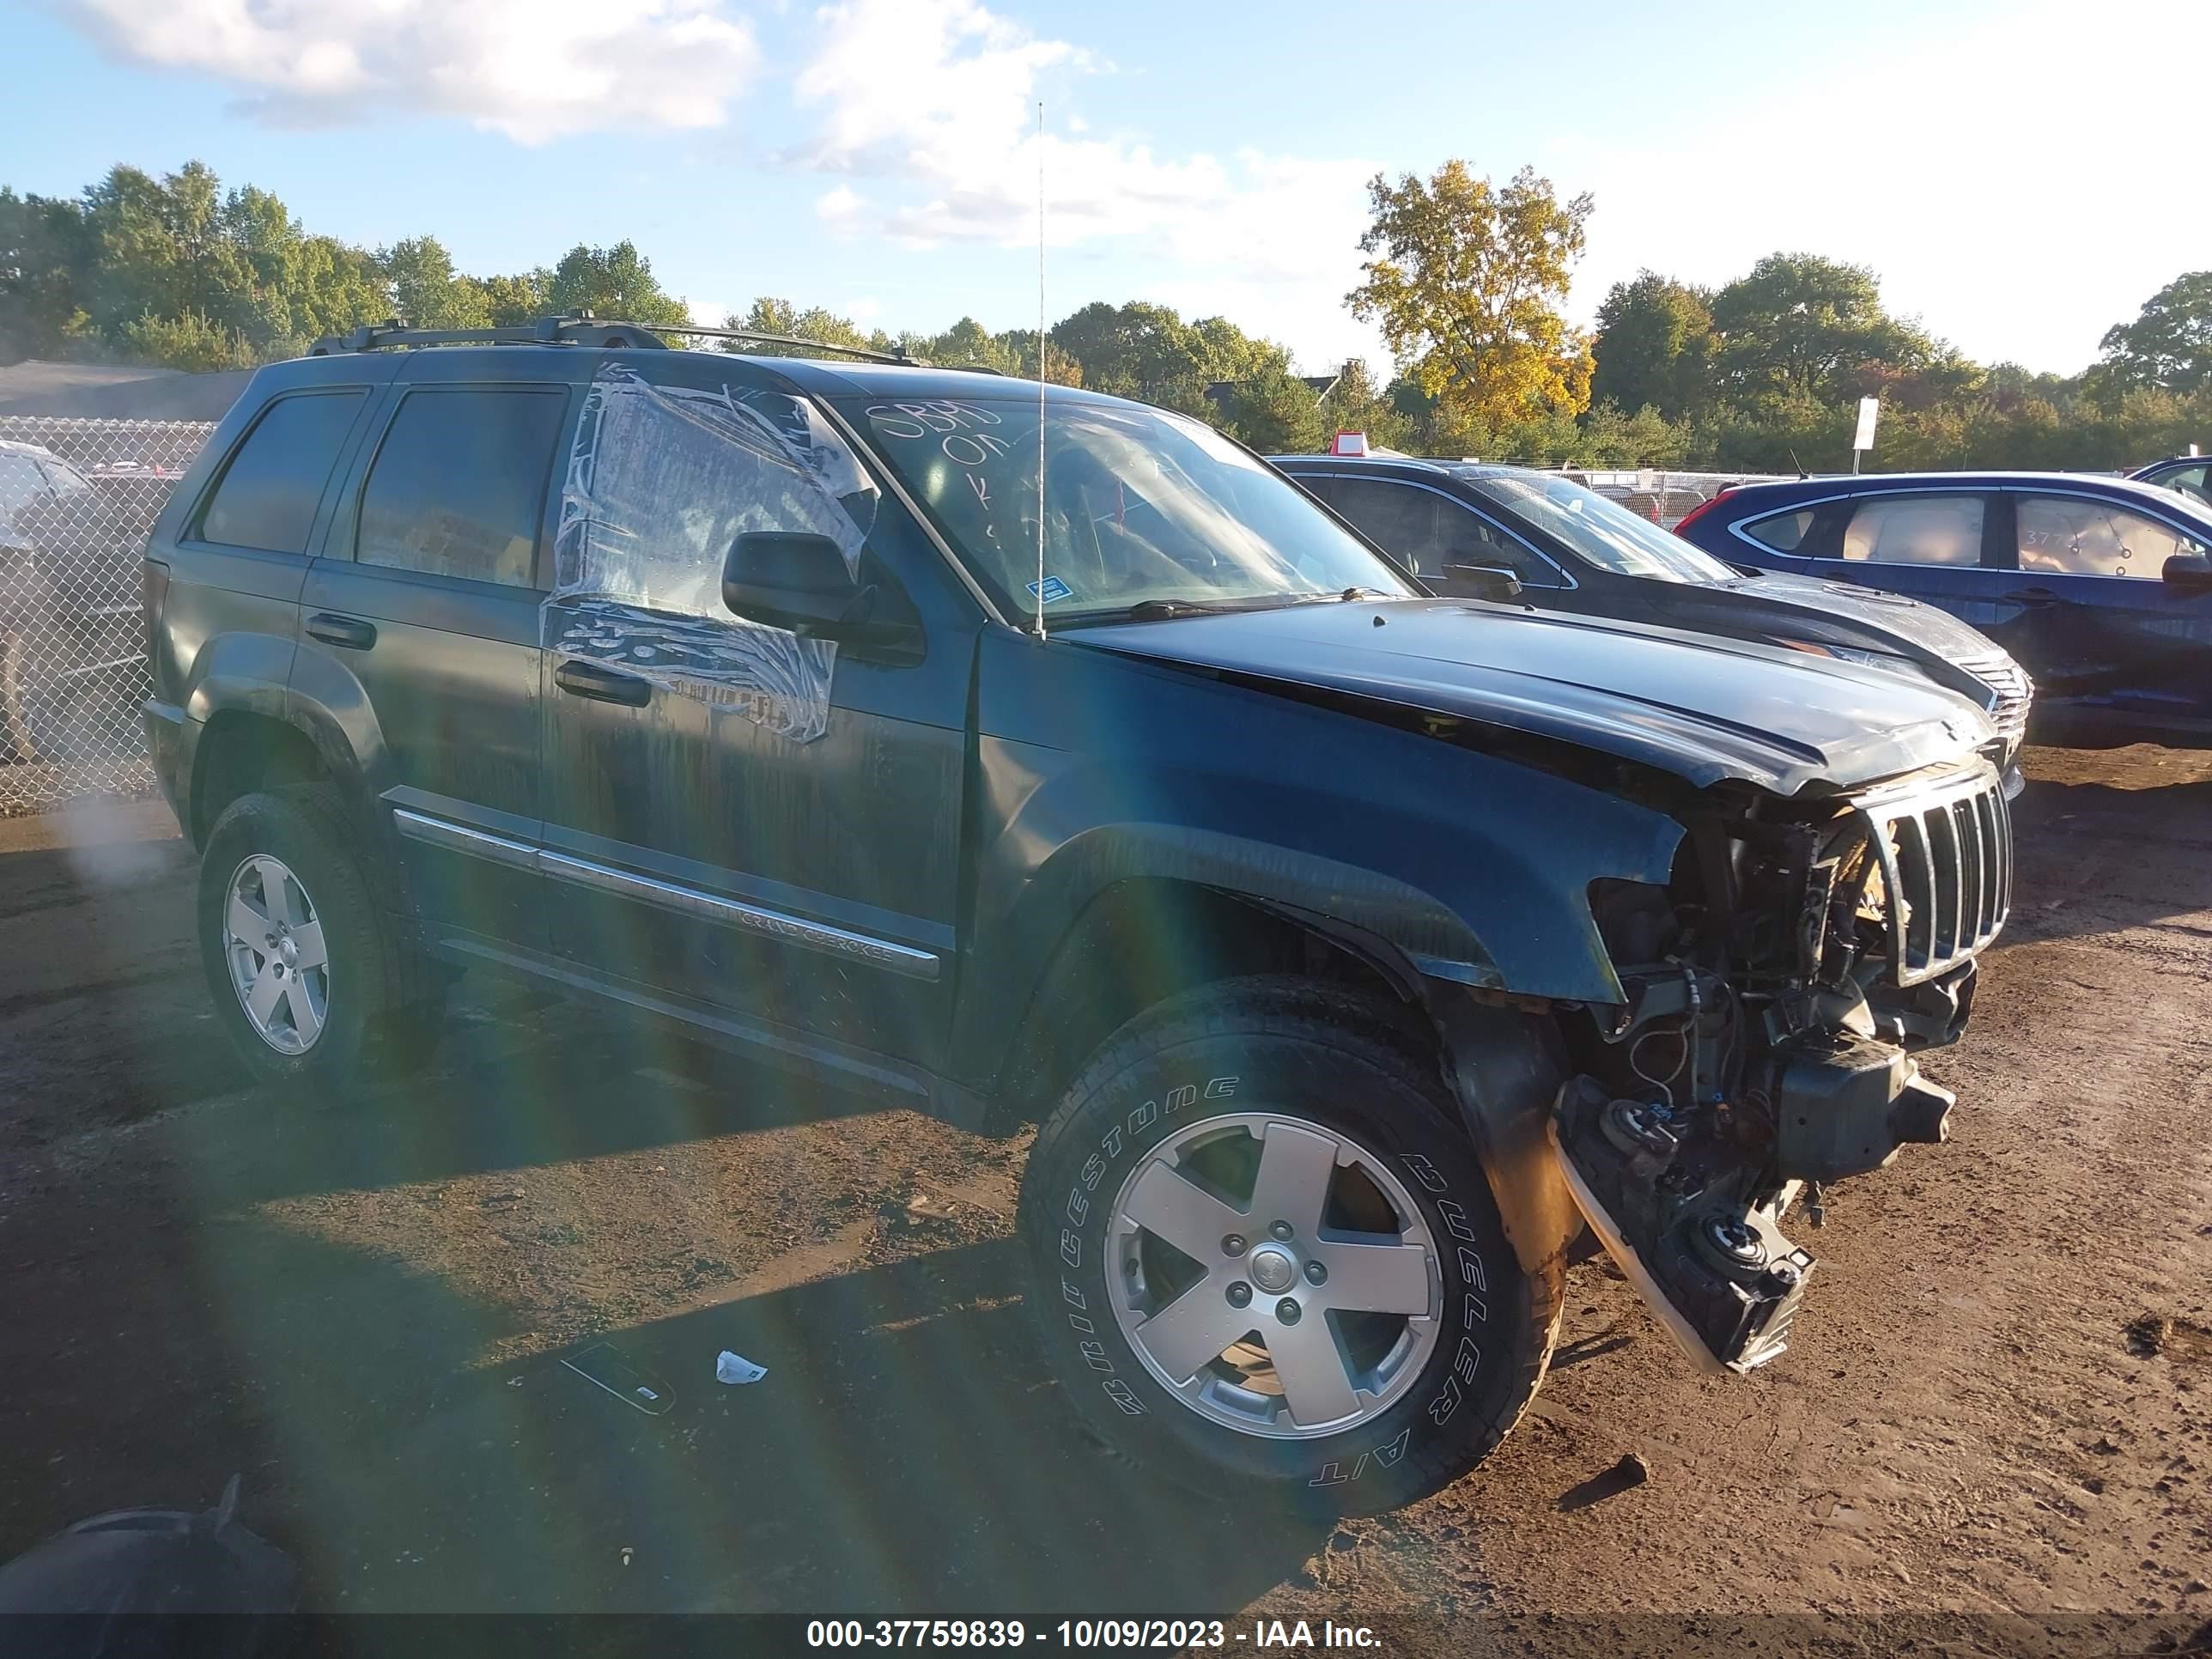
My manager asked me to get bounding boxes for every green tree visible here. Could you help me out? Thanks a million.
[1708,252,1937,401]
[726,296,896,356]
[2096,270,2212,394]
[919,315,1023,374]
[115,309,263,372]
[1574,400,1691,467]
[1050,300,1213,410]
[1214,363,1327,453]
[546,241,689,327]
[1316,358,1414,452]
[472,270,550,326]
[0,188,95,362]
[1589,271,1714,419]
[380,236,492,329]
[1346,161,1595,430]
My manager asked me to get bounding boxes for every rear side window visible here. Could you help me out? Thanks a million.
[1839,495,1984,566]
[1741,507,1814,552]
[357,387,568,587]
[198,391,366,553]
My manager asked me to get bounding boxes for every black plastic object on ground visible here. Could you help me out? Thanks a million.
[0,1475,298,1656]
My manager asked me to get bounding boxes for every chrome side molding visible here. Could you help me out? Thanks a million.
[392,807,940,982]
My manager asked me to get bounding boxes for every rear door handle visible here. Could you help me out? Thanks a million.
[556,659,653,707]
[305,612,377,650]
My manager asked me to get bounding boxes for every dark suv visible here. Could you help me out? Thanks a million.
[1273,455,2033,785]
[143,319,2010,1516]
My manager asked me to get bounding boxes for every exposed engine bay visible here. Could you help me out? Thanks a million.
[1556,759,2012,1373]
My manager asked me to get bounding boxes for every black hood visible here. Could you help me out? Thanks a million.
[1061,598,1997,796]
[1686,570,2008,685]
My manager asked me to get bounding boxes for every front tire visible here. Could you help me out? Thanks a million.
[1018,978,1561,1516]
[197,785,445,1091]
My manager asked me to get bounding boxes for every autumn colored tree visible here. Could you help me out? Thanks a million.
[1346,161,1595,429]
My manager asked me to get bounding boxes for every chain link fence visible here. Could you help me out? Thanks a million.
[1551,469,1788,530]
[0,416,215,813]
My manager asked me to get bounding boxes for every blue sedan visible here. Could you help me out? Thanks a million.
[1674,472,2212,747]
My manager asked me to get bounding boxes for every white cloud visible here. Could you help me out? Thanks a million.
[55,0,760,143]
[1547,0,2201,372]
[815,184,866,230]
[789,0,1383,369]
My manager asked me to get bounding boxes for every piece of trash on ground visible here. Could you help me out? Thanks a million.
[561,1342,675,1416]
[715,1350,767,1385]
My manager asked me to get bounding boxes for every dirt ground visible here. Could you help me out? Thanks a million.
[1,746,2208,1655]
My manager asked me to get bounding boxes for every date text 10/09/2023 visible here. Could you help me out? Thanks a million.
[805,1621,1382,1650]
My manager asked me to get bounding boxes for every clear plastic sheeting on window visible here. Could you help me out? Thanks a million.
[551,364,879,744]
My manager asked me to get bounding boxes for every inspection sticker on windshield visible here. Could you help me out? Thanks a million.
[1026,575,1074,604]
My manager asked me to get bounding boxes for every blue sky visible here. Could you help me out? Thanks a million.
[12,0,2197,375]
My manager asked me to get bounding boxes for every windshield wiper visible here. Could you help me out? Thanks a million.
[1071,589,1393,626]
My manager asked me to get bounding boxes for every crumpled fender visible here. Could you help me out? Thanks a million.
[955,631,1685,1089]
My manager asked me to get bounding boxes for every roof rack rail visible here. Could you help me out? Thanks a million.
[305,314,672,356]
[646,322,923,366]
[305,312,927,367]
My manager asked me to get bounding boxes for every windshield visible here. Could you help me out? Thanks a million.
[1463,473,1740,585]
[834,395,1416,619]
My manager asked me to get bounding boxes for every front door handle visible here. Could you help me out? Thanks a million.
[556,659,653,707]
[2004,587,2058,608]
[305,612,377,650]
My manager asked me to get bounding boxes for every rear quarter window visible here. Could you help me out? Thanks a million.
[1740,507,1814,552]
[196,391,367,554]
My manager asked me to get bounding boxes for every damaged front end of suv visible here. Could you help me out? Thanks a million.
[1559,759,2009,1374]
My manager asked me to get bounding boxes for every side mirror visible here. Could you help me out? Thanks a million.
[723,531,864,634]
[2162,552,2212,595]
[1439,562,1524,602]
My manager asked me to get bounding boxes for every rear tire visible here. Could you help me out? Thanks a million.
[198,785,446,1092]
[1018,977,1561,1516]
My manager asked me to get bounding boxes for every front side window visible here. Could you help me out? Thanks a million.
[1327,477,1444,576]
[1460,473,1737,584]
[198,391,366,554]
[1839,495,1985,566]
[550,363,886,744]
[1326,477,1561,587]
[2017,495,2207,580]
[834,396,1414,620]
[358,388,568,587]
[2148,464,2210,507]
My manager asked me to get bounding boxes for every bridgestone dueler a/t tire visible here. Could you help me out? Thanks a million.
[1018,977,1563,1516]
[198,785,445,1093]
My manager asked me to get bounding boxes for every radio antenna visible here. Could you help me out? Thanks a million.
[1032,99,1048,641]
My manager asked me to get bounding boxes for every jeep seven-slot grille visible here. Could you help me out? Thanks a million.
[1862,771,2013,986]
[1954,650,2033,750]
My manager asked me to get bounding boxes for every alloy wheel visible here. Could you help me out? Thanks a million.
[1105,1112,1442,1439]
[222,854,330,1054]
